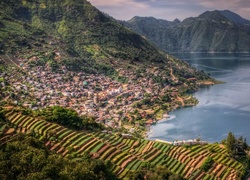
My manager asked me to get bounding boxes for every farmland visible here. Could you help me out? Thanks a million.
[0,109,247,179]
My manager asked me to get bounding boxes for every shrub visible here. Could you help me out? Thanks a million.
[200,156,214,172]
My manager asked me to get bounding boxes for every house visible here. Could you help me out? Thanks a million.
[122,134,134,139]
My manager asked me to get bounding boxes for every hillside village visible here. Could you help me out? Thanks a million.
[0,58,249,179]
[0,55,201,133]
[0,0,216,136]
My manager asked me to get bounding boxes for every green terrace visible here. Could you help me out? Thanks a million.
[1,110,246,179]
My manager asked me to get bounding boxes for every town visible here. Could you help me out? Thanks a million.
[0,55,201,135]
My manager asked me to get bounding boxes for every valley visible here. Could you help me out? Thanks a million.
[0,0,249,179]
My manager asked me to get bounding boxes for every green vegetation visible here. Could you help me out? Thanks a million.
[223,132,249,157]
[0,0,166,65]
[200,157,214,172]
[226,132,237,156]
[0,107,4,121]
[1,109,249,179]
[221,132,250,176]
[34,106,103,130]
[0,134,117,180]
[126,165,183,180]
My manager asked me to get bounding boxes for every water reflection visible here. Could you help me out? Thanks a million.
[148,53,250,143]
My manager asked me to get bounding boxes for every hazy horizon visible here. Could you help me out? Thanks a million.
[88,0,250,21]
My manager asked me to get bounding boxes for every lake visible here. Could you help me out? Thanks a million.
[148,53,250,144]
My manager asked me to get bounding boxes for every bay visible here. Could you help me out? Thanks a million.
[148,53,250,143]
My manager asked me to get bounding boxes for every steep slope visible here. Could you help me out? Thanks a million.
[1,110,248,179]
[0,0,165,63]
[121,17,180,52]
[122,16,180,34]
[122,10,250,53]
[219,10,250,25]
[0,0,215,131]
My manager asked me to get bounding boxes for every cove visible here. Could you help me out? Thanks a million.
[148,53,250,144]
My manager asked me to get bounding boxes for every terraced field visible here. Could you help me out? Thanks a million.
[2,110,246,179]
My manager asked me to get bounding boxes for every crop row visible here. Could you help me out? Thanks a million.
[4,111,245,179]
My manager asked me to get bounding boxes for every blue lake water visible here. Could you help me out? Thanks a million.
[148,53,250,143]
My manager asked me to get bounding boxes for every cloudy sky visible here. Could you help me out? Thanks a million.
[88,0,250,21]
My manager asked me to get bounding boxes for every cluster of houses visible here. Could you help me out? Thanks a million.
[156,139,208,146]
[1,57,184,129]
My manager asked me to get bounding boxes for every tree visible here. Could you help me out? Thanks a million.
[38,106,83,129]
[200,157,214,172]
[0,107,4,121]
[226,132,236,156]
[237,136,249,150]
[243,138,248,150]
[0,134,117,180]
[162,94,170,102]
[126,165,183,180]
[35,106,103,130]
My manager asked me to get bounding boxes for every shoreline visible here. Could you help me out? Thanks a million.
[146,53,250,145]
[145,79,218,139]
[197,79,224,86]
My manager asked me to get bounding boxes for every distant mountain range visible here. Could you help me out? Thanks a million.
[121,10,250,53]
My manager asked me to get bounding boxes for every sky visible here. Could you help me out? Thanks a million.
[88,0,250,21]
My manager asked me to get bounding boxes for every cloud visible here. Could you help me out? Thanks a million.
[197,0,241,9]
[88,0,200,20]
[89,0,148,9]
[88,0,250,21]
[89,0,151,20]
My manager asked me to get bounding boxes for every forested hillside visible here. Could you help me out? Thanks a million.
[0,0,166,64]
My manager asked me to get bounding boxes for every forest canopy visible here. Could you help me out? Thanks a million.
[0,134,117,180]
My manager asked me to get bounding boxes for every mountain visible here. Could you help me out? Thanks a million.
[121,17,180,51]
[0,0,166,65]
[219,10,250,25]
[0,0,215,128]
[124,16,180,31]
[122,10,250,53]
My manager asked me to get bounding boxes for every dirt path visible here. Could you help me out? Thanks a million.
[0,54,20,68]
[219,144,225,148]
[198,80,216,85]
[176,96,192,107]
[170,67,177,81]
[176,96,185,106]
